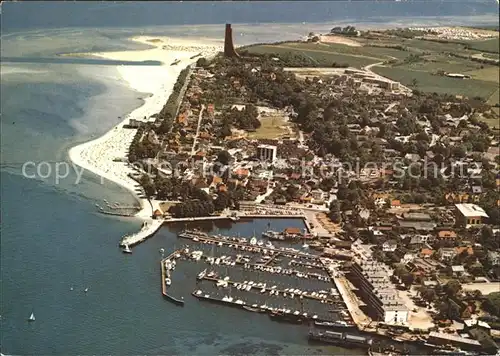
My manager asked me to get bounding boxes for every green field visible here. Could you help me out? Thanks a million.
[372,66,499,99]
[487,88,499,106]
[395,54,484,73]
[467,38,500,53]
[465,66,500,82]
[247,116,292,139]
[246,43,380,68]
[246,35,499,104]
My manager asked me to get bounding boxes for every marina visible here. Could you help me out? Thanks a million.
[158,229,363,344]
[155,228,438,354]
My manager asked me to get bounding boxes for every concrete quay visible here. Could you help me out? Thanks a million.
[117,210,309,249]
[119,218,164,247]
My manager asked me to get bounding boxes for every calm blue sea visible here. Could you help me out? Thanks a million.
[1,2,498,355]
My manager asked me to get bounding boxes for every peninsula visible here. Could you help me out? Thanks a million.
[70,24,500,354]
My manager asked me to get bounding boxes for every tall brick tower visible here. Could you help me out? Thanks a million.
[224,24,239,58]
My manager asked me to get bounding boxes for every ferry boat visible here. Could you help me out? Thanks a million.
[170,58,180,66]
[308,329,372,349]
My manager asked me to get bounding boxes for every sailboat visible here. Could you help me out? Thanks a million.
[28,311,35,322]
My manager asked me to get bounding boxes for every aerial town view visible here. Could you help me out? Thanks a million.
[1,2,500,355]
[76,23,500,355]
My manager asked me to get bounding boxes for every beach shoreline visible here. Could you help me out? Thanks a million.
[68,36,222,218]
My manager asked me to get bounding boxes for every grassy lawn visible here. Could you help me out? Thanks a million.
[396,54,483,73]
[247,115,292,139]
[372,66,499,99]
[483,53,500,59]
[467,38,500,53]
[465,66,500,82]
[246,43,381,68]
[478,116,500,129]
[487,88,499,106]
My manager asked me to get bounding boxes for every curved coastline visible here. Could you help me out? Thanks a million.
[68,36,222,219]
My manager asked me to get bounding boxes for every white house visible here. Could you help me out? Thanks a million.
[383,240,398,252]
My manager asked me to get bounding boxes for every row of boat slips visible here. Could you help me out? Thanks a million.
[181,245,332,285]
[199,270,339,302]
[178,230,318,261]
[161,231,354,324]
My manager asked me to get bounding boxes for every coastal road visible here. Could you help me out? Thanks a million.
[190,104,205,156]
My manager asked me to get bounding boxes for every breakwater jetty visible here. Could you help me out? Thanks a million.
[119,219,163,247]
[160,250,185,306]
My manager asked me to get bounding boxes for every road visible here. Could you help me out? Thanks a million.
[362,60,412,94]
[190,104,205,156]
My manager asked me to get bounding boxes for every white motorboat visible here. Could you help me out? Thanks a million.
[28,312,35,322]
[165,278,171,286]
[197,269,207,280]
[250,237,257,245]
[122,245,132,254]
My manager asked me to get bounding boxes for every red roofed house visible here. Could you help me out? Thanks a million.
[420,248,434,259]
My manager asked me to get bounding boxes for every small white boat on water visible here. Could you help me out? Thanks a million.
[122,245,132,254]
[302,244,309,249]
[84,287,89,293]
[28,312,35,322]
[197,269,207,280]
[165,278,171,286]
[250,237,257,245]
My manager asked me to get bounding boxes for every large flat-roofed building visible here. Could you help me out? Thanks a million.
[428,332,481,351]
[257,144,278,163]
[349,261,409,324]
[455,203,489,228]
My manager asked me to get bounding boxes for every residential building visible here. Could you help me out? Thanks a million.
[488,251,500,266]
[455,203,489,228]
[437,230,457,240]
[349,261,409,324]
[451,265,466,277]
[420,248,434,259]
[257,144,278,162]
[428,332,481,351]
[382,240,398,252]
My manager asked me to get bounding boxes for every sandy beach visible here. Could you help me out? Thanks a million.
[68,36,222,218]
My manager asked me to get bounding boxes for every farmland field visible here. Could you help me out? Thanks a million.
[395,54,484,73]
[244,34,499,106]
[465,67,500,82]
[245,43,380,68]
[372,66,499,100]
[467,38,500,53]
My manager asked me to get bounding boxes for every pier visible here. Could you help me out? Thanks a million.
[160,250,185,306]
[119,218,163,247]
